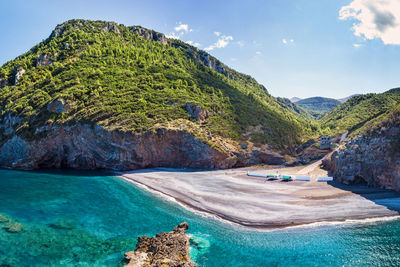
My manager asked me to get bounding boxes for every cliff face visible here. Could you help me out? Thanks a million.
[0,115,284,170]
[324,126,400,192]
[124,222,197,267]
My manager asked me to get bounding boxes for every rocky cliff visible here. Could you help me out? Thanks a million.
[0,114,285,170]
[324,121,400,192]
[124,222,196,267]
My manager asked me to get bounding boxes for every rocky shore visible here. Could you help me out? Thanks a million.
[0,115,284,170]
[124,222,197,267]
[324,125,400,192]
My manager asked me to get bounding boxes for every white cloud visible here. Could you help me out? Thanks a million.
[290,39,294,43]
[214,31,221,36]
[174,22,189,32]
[282,39,287,44]
[339,0,400,45]
[204,35,234,51]
[353,43,363,48]
[186,40,201,47]
[166,32,181,39]
[256,51,262,55]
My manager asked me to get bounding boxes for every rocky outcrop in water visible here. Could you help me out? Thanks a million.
[323,126,400,192]
[124,222,196,267]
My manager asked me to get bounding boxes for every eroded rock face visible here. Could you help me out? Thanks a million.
[124,222,197,267]
[36,54,53,67]
[47,99,69,113]
[185,103,210,121]
[130,26,168,45]
[14,67,25,85]
[0,78,7,88]
[102,22,120,33]
[324,126,400,192]
[0,111,285,170]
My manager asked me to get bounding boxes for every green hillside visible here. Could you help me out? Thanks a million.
[0,19,318,150]
[296,97,341,119]
[320,88,400,135]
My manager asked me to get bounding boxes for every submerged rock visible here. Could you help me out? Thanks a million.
[4,222,23,233]
[124,222,197,267]
[0,214,10,223]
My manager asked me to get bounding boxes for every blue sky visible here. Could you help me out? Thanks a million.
[1,0,399,98]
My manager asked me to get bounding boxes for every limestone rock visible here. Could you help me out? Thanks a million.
[124,222,197,267]
[4,222,23,233]
[324,126,400,192]
[102,22,120,33]
[36,54,53,67]
[14,67,25,85]
[0,115,285,171]
[130,26,168,45]
[185,103,210,121]
[47,99,69,113]
[0,78,7,88]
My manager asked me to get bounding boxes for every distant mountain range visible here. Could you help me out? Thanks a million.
[289,94,359,119]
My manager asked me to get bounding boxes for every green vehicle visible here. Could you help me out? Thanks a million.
[280,175,293,181]
[266,174,279,180]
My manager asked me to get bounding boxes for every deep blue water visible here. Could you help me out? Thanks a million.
[0,169,399,266]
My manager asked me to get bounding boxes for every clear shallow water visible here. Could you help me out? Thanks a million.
[0,169,399,266]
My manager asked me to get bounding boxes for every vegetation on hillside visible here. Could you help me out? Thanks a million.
[0,19,319,150]
[296,97,341,119]
[320,89,400,135]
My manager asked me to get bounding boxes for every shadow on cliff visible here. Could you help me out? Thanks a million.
[327,179,400,213]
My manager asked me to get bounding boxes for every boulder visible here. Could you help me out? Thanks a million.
[185,103,210,121]
[124,222,197,267]
[47,99,69,113]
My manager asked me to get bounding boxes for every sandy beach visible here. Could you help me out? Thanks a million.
[120,163,400,229]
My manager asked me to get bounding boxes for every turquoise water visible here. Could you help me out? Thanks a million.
[0,169,400,266]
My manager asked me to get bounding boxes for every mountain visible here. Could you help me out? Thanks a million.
[289,97,301,103]
[295,97,341,119]
[320,88,400,135]
[337,94,359,103]
[321,88,400,191]
[0,19,317,170]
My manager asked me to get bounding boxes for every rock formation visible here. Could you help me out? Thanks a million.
[185,103,210,121]
[13,67,25,85]
[130,26,168,45]
[0,115,284,170]
[0,78,7,88]
[323,125,400,192]
[36,54,53,67]
[47,99,69,113]
[124,222,197,267]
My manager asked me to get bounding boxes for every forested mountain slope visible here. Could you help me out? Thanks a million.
[0,19,318,169]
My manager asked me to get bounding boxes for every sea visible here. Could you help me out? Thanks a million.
[0,169,399,266]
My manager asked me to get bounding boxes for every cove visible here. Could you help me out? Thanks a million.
[0,169,399,266]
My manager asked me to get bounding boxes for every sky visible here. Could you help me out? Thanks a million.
[1,0,400,99]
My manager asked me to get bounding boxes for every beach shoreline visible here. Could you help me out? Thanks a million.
[118,165,400,230]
